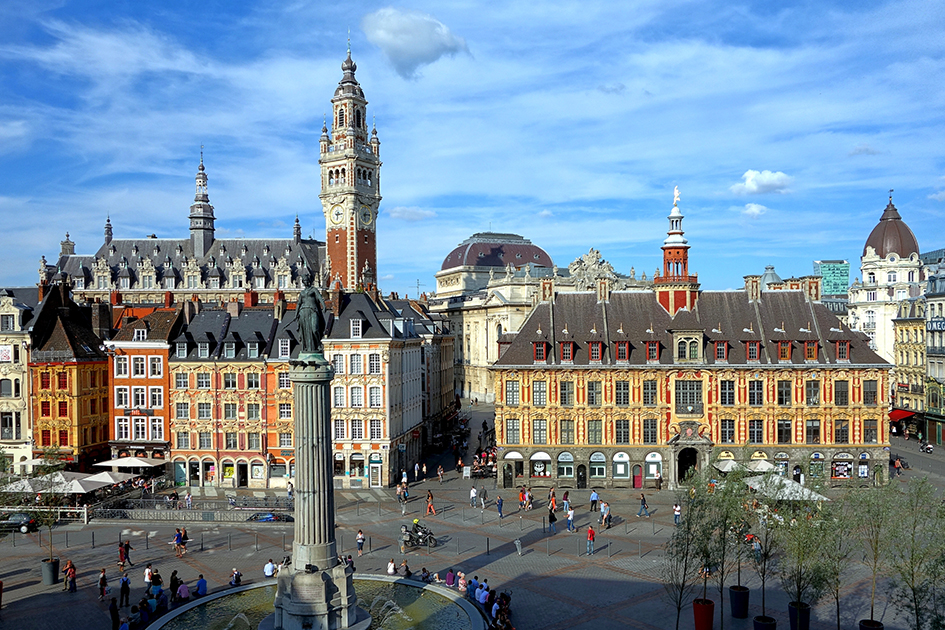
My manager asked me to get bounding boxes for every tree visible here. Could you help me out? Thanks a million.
[707,466,750,630]
[849,482,896,625]
[818,492,857,630]
[747,477,784,619]
[888,477,945,630]
[777,503,827,610]
[31,446,67,562]
[661,477,710,630]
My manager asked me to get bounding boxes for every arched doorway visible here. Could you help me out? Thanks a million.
[677,448,698,483]
[576,465,587,489]
[502,463,513,489]
[632,464,643,488]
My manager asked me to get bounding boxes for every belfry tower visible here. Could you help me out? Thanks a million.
[654,187,700,315]
[319,48,382,289]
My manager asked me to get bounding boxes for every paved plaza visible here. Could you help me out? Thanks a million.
[0,408,937,630]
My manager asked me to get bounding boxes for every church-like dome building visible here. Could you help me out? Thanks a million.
[863,199,920,259]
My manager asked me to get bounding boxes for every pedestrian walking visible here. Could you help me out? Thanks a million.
[109,597,120,630]
[894,457,903,477]
[655,470,663,491]
[119,572,131,607]
[123,540,135,567]
[566,506,575,532]
[397,484,407,515]
[562,490,570,513]
[601,501,612,529]
[496,496,504,519]
[479,485,488,510]
[426,490,437,515]
[64,560,77,593]
[357,530,365,557]
[586,526,595,555]
[180,527,189,555]
[414,462,420,482]
[173,528,184,557]
[636,493,650,518]
[117,542,127,572]
[185,492,193,509]
[673,503,681,526]
[589,489,599,512]
[402,469,408,485]
[422,463,427,479]
[437,465,444,483]
[470,485,478,508]
[548,504,557,534]
[143,564,153,595]
[98,568,109,601]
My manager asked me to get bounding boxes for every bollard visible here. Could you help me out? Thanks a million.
[638,540,641,558]
[652,520,655,535]
[546,537,549,556]
[542,517,545,534]
[520,516,523,531]
[369,536,372,555]
[462,508,466,522]
[514,538,522,556]
[481,510,484,525]
[283,534,286,552]
[228,534,231,551]
[378,500,381,516]
[201,533,204,551]
[357,500,360,517]
[11,531,14,547]
[340,535,344,553]
[38,530,42,549]
[66,532,69,548]
[146,533,149,550]
[255,534,258,552]
[577,536,580,557]
[91,531,95,549]
[487,537,490,556]
[609,541,613,557]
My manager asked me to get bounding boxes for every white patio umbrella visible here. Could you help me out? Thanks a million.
[744,474,830,502]
[94,456,166,468]
[84,471,137,484]
[713,459,744,473]
[747,459,776,472]
[63,478,112,493]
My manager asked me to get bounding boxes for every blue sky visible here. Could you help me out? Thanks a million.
[1,1,944,296]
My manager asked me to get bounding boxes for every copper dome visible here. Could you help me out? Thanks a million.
[863,200,919,258]
[441,232,553,271]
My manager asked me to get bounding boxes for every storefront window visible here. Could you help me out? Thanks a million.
[530,453,552,477]
[333,454,345,476]
[590,452,606,478]
[557,452,574,478]
[349,454,365,477]
[612,452,630,479]
[831,460,852,479]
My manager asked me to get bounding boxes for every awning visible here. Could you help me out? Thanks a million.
[889,409,915,422]
[94,456,167,468]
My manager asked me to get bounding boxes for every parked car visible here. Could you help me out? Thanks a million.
[0,512,37,533]
[246,512,294,523]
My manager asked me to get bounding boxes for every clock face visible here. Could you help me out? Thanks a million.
[359,206,373,226]
[330,205,344,224]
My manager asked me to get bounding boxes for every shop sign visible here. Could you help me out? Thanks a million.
[928,318,945,331]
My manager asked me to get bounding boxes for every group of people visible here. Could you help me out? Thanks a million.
[163,491,194,510]
[106,561,210,630]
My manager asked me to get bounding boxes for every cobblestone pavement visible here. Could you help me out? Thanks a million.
[0,406,926,630]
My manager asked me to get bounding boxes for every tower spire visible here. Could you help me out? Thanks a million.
[654,186,699,315]
[189,150,215,258]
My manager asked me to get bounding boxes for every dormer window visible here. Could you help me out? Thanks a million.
[589,342,602,362]
[805,341,817,361]
[0,315,15,331]
[198,342,209,358]
[646,342,659,362]
[675,336,701,362]
[176,342,187,358]
[867,272,876,283]
[533,342,546,362]
[279,338,291,358]
[75,277,84,290]
[615,342,629,362]
[560,342,574,363]
[120,277,130,290]
[247,342,259,359]
[836,341,850,361]
[715,341,728,361]
[224,342,236,359]
[350,319,362,339]
[747,341,760,362]
[133,329,148,341]
[209,278,220,289]
[778,341,791,361]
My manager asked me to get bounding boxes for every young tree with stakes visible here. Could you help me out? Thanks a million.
[849,483,896,628]
[777,502,828,625]
[818,491,857,630]
[661,474,710,630]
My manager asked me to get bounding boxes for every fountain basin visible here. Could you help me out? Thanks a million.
[152,575,485,630]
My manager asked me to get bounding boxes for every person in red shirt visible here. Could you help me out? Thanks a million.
[586,525,595,555]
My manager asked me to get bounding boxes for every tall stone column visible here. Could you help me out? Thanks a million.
[291,356,337,571]
[267,352,370,630]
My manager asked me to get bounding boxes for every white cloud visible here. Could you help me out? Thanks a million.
[929,191,945,201]
[387,206,436,221]
[729,170,793,195]
[742,203,768,217]
[849,144,882,156]
[538,209,554,218]
[361,8,468,79]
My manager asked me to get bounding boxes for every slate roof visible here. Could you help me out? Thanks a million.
[170,307,277,361]
[0,287,41,328]
[441,233,553,270]
[112,309,182,343]
[495,289,887,368]
[29,287,106,361]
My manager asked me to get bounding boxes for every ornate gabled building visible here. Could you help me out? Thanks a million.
[0,288,40,471]
[890,297,927,436]
[429,232,651,402]
[492,193,891,491]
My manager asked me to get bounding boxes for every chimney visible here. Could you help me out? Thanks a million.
[274,295,287,321]
[163,291,174,308]
[58,279,69,304]
[91,303,112,340]
[244,291,259,307]
[330,282,343,317]
[800,275,822,302]
[226,300,242,318]
[596,278,611,303]
[540,278,555,302]
[110,290,122,305]
[38,281,47,303]
[744,275,761,302]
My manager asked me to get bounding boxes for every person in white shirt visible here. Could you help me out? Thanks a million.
[143,565,153,595]
[263,559,276,578]
[469,486,477,508]
[387,559,396,575]
[478,584,489,605]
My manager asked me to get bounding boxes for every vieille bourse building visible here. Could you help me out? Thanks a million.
[492,197,892,491]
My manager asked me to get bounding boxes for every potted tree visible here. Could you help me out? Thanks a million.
[850,483,895,630]
[777,504,826,630]
[32,447,66,586]
[748,477,783,630]
[888,477,945,630]
[707,465,749,628]
[661,483,708,630]
[819,492,856,630]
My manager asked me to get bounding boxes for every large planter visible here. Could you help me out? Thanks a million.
[693,598,715,630]
[789,601,811,630]
[859,621,884,630]
[729,585,750,619]
[41,557,60,586]
[754,615,778,630]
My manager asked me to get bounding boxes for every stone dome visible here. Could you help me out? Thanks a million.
[441,232,553,271]
[863,200,919,258]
